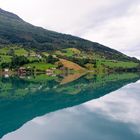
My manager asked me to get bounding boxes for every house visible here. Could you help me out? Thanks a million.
[52,55,57,58]
[18,67,26,73]
[36,54,42,59]
[4,68,9,72]
[51,67,56,70]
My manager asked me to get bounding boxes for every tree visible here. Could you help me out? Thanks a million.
[1,62,11,69]
[56,61,63,68]
[47,55,59,64]
[93,60,97,68]
[11,56,29,68]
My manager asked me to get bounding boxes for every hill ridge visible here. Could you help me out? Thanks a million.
[0,8,139,63]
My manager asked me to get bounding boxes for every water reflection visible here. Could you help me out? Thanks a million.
[2,80,140,140]
[0,73,140,139]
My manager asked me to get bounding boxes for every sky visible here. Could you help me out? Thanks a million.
[0,0,140,58]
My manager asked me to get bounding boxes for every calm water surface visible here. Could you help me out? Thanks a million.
[0,73,140,140]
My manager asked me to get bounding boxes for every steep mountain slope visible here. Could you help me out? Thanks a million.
[0,8,139,62]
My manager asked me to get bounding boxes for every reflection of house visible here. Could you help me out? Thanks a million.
[4,74,9,78]
[46,68,56,75]
[46,69,53,75]
[59,67,65,70]
[46,69,52,72]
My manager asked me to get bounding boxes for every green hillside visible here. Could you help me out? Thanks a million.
[0,8,139,62]
[0,8,140,72]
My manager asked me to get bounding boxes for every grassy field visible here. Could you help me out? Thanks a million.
[64,48,81,57]
[0,46,139,72]
[28,56,39,62]
[99,60,139,68]
[0,55,12,64]
[42,52,49,56]
[14,48,28,56]
[0,47,36,56]
[24,62,56,70]
[55,48,81,57]
[0,47,10,55]
[59,59,85,71]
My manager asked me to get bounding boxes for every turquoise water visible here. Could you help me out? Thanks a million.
[0,73,140,140]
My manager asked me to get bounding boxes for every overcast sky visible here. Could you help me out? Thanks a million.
[0,0,140,58]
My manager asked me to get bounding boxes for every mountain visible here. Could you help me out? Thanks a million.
[0,8,139,63]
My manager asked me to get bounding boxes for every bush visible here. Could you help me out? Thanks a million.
[1,62,11,69]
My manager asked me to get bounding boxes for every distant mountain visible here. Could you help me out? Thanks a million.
[0,8,139,62]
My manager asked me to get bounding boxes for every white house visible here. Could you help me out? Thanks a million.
[4,68,9,72]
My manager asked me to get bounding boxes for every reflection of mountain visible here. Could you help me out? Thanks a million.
[0,73,140,138]
[60,73,85,85]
